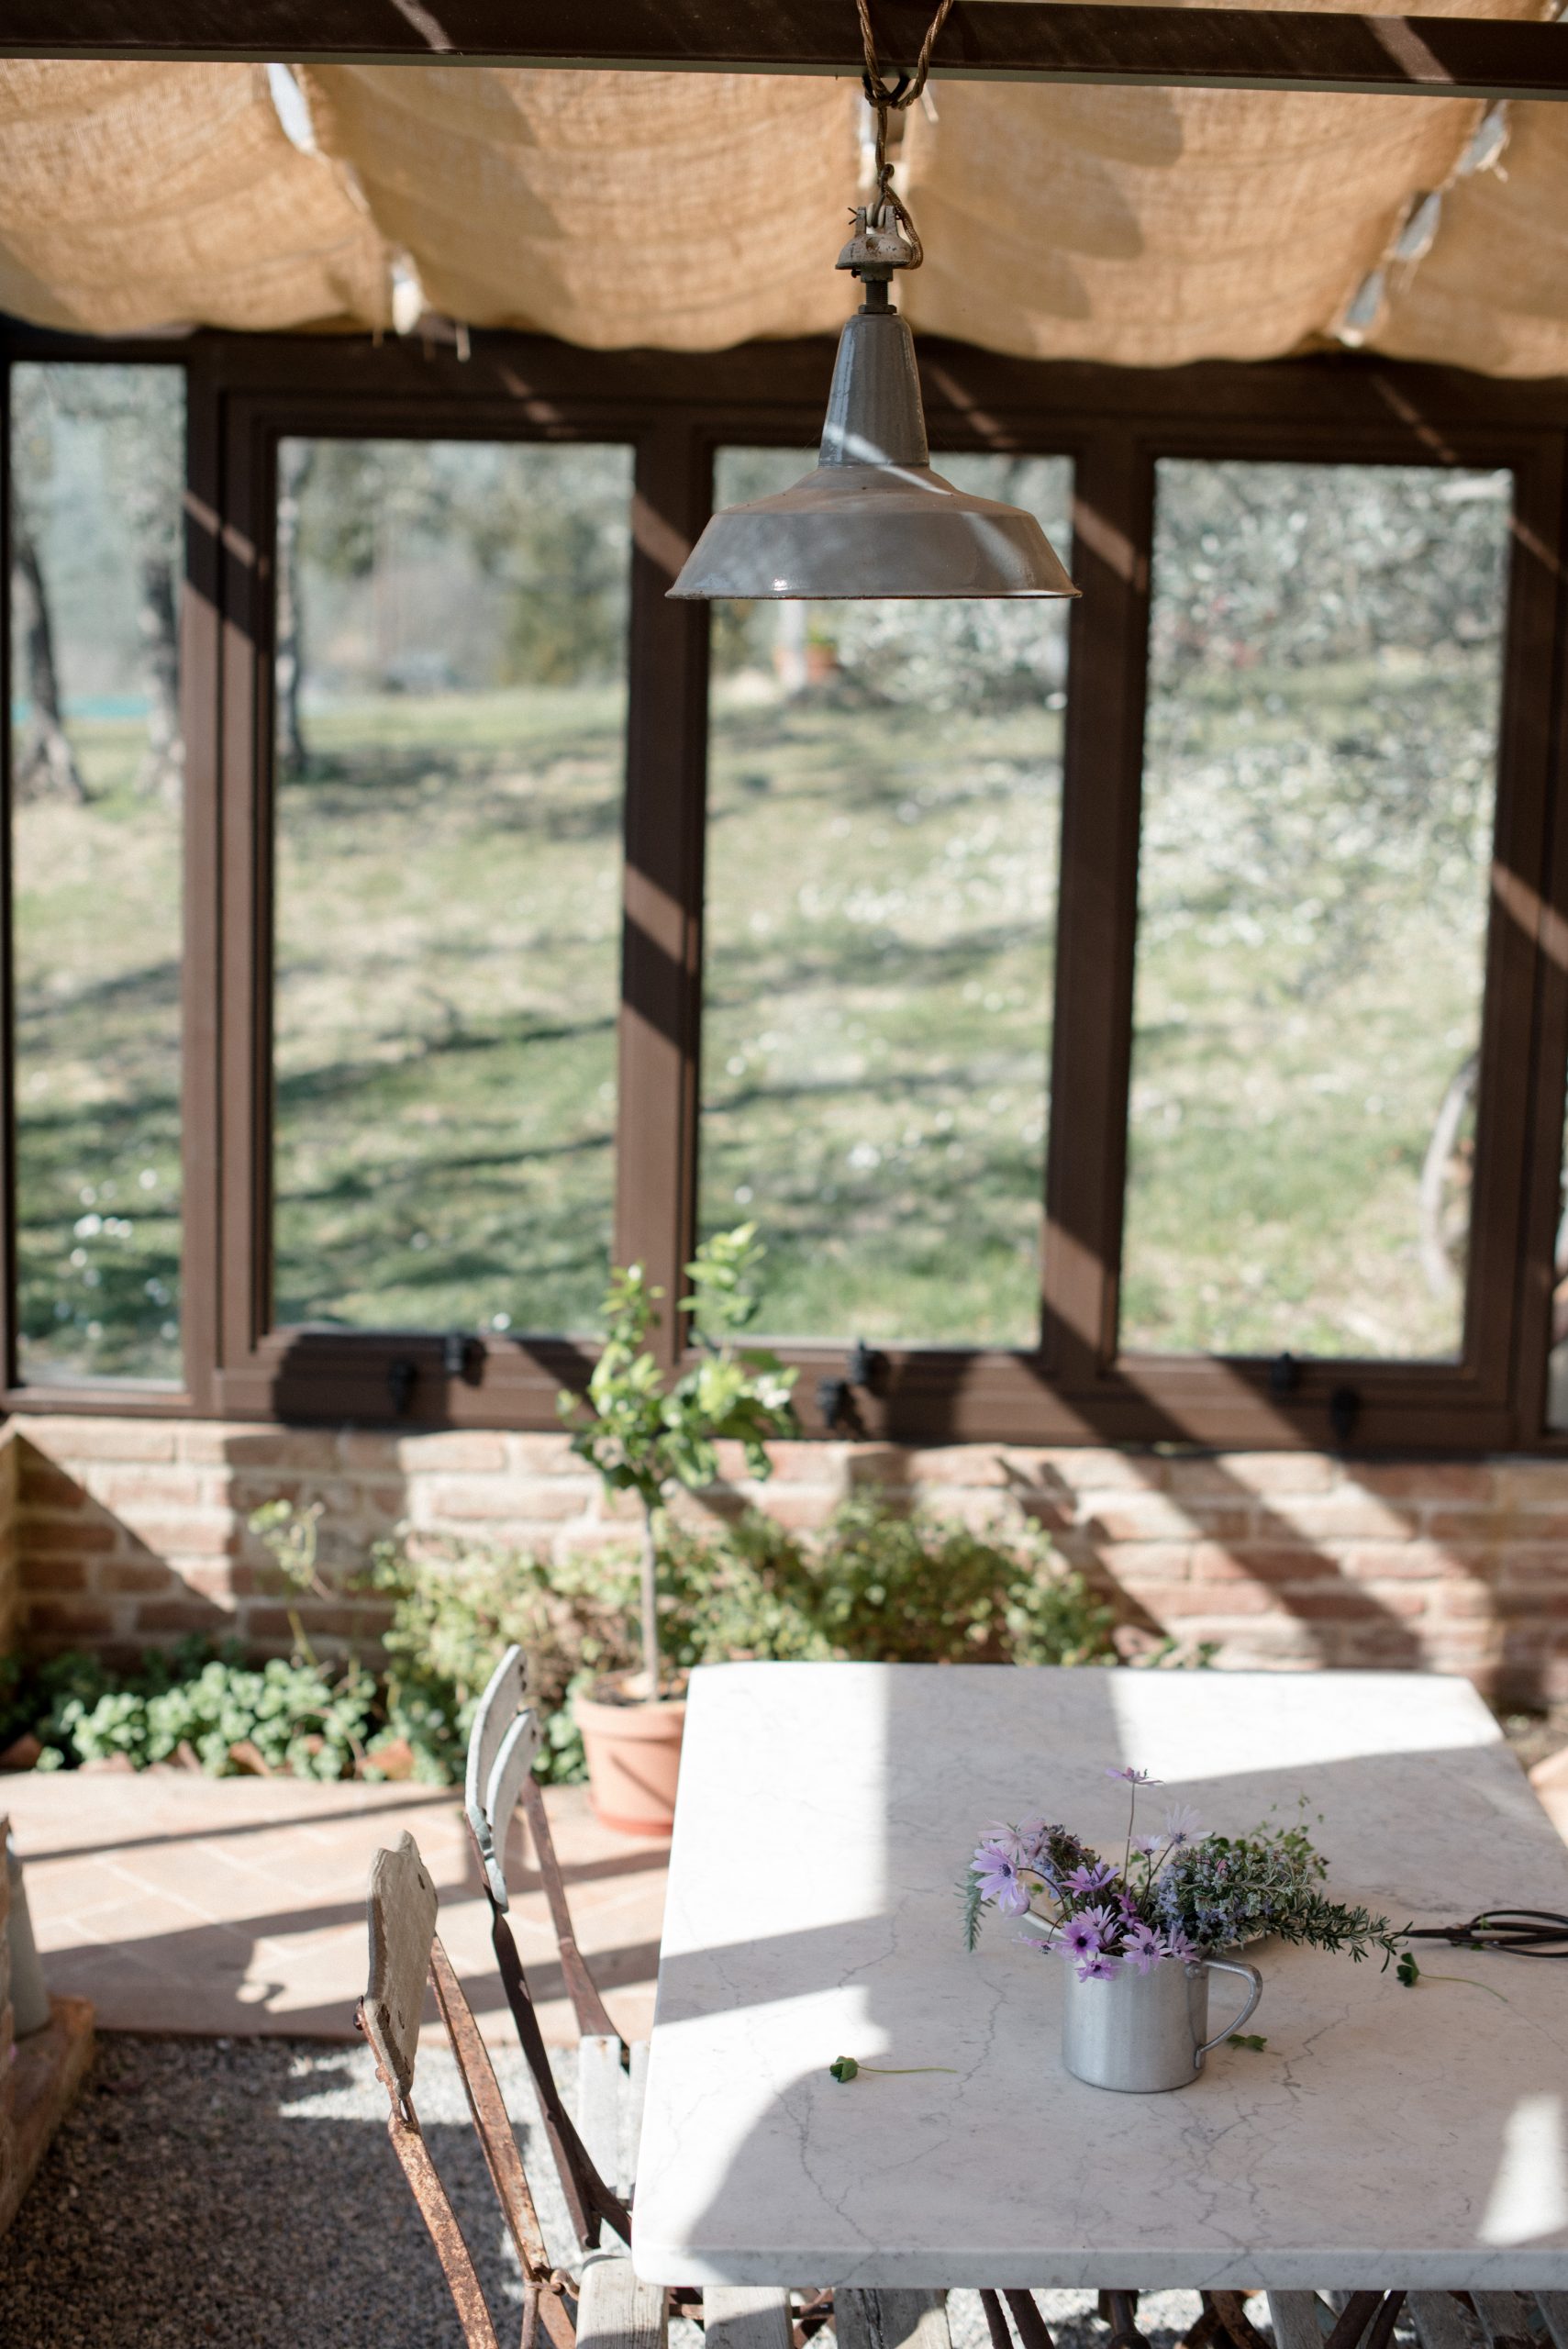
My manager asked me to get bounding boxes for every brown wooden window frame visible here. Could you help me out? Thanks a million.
[3,319,1568,1453]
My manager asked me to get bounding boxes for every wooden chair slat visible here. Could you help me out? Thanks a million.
[1266,2297,1332,2349]
[578,2251,669,2349]
[622,2037,651,2199]
[363,1830,438,2099]
[466,1645,528,1909]
[837,2289,951,2349]
[1410,2298,1476,2349]
[1532,2298,1568,2349]
[703,2288,795,2349]
[577,2032,625,2189]
[485,1706,544,1899]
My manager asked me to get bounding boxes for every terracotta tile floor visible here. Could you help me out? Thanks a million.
[0,1770,667,2046]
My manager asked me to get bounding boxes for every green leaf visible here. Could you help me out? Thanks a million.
[828,2055,859,2083]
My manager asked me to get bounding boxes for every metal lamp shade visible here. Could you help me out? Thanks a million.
[669,307,1079,602]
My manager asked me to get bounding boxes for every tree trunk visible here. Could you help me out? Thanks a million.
[10,496,85,805]
[274,440,313,774]
[135,548,183,804]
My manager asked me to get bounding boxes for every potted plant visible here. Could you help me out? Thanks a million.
[964,1771,1402,2092]
[561,1223,797,1834]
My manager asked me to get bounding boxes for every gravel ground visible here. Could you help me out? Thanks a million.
[0,2033,1362,2349]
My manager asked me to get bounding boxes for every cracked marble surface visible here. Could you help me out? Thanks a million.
[632,1663,1568,2292]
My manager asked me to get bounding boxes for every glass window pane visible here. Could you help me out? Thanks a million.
[1123,458,1510,1360]
[700,448,1073,1345]
[9,362,185,1384]
[272,439,630,1337]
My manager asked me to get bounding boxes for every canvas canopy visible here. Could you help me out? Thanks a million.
[1,6,1564,375]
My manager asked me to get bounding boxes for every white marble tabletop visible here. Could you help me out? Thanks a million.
[632,1662,1568,2291]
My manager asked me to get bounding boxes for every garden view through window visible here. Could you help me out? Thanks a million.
[1122,458,1510,1361]
[700,447,1073,1345]
[8,362,185,1385]
[271,437,632,1338]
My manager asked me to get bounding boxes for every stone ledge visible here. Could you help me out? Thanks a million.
[0,1996,95,2239]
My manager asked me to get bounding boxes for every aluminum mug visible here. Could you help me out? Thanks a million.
[1060,1954,1262,2093]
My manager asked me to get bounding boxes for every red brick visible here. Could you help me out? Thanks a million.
[1257,1494,1412,1540]
[1492,1462,1568,1508]
[1349,1583,1429,1618]
[903,1447,1007,1487]
[1188,1542,1342,1584]
[502,1432,579,1475]
[1494,1549,1568,1590]
[1094,1541,1194,1584]
[220,1429,340,1472]
[98,1561,177,1596]
[20,1463,89,1511]
[1138,1578,1280,1617]
[20,1517,117,1554]
[1421,1507,1509,1541]
[762,1439,843,1485]
[87,1469,217,1514]
[24,1599,115,1637]
[1085,1497,1210,1542]
[1279,1588,1397,1620]
[134,1599,231,1634]
[178,1561,261,1598]
[119,1516,237,1558]
[1165,1503,1257,1540]
[21,1556,89,1593]
[243,1603,372,1640]
[338,1430,403,1473]
[395,1430,508,1473]
[1171,1452,1337,1497]
[1354,1464,1494,1503]
[15,1418,177,1463]
[1039,1447,1166,1493]
[1339,1540,1488,1581]
[425,1475,587,1523]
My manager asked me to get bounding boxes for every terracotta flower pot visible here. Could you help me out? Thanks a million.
[573,1678,687,1837]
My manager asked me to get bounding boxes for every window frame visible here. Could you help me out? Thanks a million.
[3,320,1566,1451]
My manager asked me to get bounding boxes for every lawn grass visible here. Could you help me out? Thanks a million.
[13,719,183,1380]
[701,682,1061,1344]
[13,627,1505,1372]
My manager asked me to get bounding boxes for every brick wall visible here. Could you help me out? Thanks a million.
[5,1414,1567,1704]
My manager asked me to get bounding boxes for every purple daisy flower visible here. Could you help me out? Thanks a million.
[1162,1804,1202,1848]
[1076,1953,1122,1981]
[1121,1923,1164,1976]
[1161,1927,1198,1963]
[974,1853,1030,1915]
[1064,1860,1117,1896]
[1061,1914,1104,1960]
[977,1823,1029,1867]
[1074,1902,1119,1942]
[1105,1765,1160,1785]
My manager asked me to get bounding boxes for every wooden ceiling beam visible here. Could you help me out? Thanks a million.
[0,0,1566,105]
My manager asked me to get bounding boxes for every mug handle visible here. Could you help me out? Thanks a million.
[1195,1958,1263,2058]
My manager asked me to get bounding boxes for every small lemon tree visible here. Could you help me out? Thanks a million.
[560,1224,797,1698]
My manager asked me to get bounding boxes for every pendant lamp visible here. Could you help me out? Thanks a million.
[669,177,1078,603]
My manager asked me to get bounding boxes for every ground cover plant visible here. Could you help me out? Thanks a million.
[0,1497,1117,1782]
